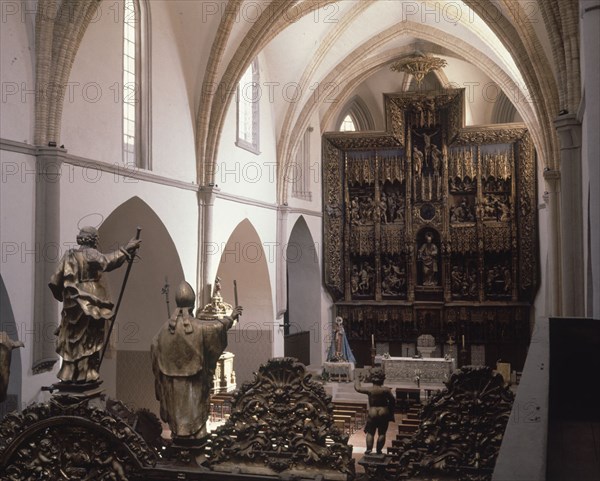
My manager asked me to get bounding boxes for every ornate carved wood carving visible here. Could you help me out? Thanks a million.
[323,89,537,370]
[0,397,157,480]
[204,357,355,480]
[395,366,514,481]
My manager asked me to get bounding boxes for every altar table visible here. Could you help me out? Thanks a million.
[379,356,455,383]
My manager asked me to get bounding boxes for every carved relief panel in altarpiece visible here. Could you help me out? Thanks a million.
[322,89,537,370]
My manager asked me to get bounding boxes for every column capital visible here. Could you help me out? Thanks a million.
[197,185,220,206]
[554,114,582,149]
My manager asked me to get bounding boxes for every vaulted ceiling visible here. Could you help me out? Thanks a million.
[189,0,578,203]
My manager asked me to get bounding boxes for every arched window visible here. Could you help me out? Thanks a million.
[340,114,357,132]
[122,0,151,169]
[236,59,260,154]
[337,96,375,132]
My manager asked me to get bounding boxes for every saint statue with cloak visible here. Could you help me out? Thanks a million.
[326,316,356,363]
[151,281,242,439]
[49,226,141,383]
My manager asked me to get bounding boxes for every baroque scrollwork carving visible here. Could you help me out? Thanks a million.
[204,358,355,479]
[396,366,514,481]
[0,398,157,480]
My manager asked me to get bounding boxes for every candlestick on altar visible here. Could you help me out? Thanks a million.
[462,335,465,349]
[371,334,375,348]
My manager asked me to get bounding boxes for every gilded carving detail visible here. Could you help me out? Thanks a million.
[322,90,536,366]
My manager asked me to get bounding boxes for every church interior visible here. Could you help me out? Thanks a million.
[1,1,599,479]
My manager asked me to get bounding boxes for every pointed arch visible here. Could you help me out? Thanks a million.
[335,95,375,132]
[216,219,274,386]
[98,196,184,413]
[286,216,321,366]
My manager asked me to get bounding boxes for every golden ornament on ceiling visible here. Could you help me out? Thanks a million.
[390,53,448,86]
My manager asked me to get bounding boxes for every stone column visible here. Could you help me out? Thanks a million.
[197,186,219,307]
[273,205,290,358]
[543,169,562,317]
[555,114,584,317]
[580,0,600,317]
[32,147,65,373]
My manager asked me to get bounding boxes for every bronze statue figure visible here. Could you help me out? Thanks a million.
[49,226,141,383]
[354,367,396,455]
[151,281,242,439]
[0,332,24,403]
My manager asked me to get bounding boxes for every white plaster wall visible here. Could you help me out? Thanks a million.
[213,216,276,386]
[210,200,277,306]
[285,211,333,367]
[61,1,123,163]
[287,111,323,212]
[0,150,58,406]
[149,1,196,182]
[215,55,278,203]
[57,165,198,285]
[0,6,35,143]
[61,1,196,182]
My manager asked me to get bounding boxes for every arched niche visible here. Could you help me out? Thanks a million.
[215,219,274,387]
[97,196,184,413]
[285,216,321,367]
[0,275,22,414]
[415,227,442,288]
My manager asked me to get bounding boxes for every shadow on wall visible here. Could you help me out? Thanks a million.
[0,275,22,415]
[286,216,320,366]
[217,219,274,387]
[98,196,185,413]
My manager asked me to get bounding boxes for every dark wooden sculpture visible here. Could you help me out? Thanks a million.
[395,366,514,481]
[205,357,355,480]
[0,397,157,480]
[323,89,537,369]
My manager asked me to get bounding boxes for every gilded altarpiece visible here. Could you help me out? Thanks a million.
[322,89,537,370]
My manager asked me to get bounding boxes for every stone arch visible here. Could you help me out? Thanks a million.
[285,216,321,366]
[335,95,376,132]
[215,218,274,386]
[98,196,184,414]
[0,275,22,413]
[492,90,522,124]
[282,23,547,203]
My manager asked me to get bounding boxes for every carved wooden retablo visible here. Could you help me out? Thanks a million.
[323,89,537,370]
[205,357,355,480]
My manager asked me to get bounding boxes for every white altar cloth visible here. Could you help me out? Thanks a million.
[378,356,455,383]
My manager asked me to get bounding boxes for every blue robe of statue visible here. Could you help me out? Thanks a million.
[326,326,356,363]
